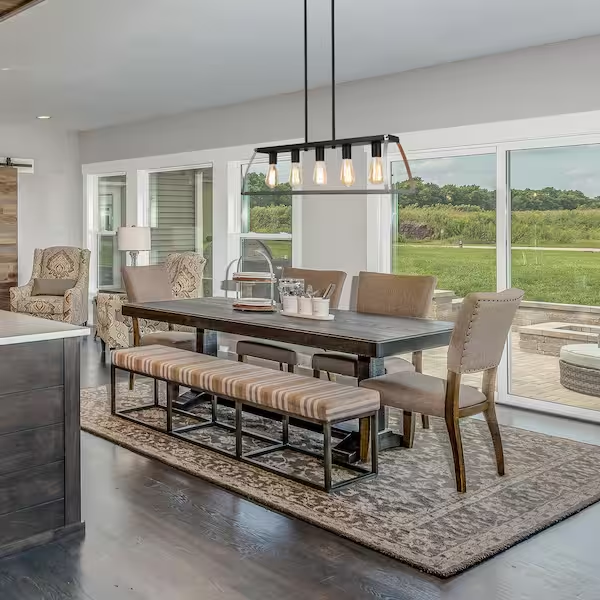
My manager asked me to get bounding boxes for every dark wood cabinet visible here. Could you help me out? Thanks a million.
[0,337,83,558]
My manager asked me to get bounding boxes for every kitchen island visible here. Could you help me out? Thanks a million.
[0,310,89,558]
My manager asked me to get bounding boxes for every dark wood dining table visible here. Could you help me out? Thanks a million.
[122,297,454,463]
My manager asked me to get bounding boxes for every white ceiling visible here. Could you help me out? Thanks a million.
[1,0,600,130]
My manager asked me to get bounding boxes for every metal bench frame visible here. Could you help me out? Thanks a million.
[110,363,379,492]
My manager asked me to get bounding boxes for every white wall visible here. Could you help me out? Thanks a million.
[0,123,82,284]
[79,35,600,163]
[78,35,600,300]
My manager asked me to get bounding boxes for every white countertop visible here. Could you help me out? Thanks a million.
[0,311,90,346]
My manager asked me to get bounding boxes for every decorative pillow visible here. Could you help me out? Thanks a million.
[31,278,76,297]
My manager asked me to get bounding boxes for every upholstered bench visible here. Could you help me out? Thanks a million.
[559,344,600,397]
[111,345,380,492]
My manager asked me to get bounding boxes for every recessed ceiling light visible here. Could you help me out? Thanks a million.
[1,67,12,71]
[36,115,51,120]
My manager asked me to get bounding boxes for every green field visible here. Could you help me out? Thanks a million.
[393,244,600,305]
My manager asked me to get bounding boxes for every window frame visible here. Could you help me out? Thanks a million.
[230,157,300,275]
[85,171,128,295]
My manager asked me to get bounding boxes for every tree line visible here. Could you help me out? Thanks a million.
[396,177,600,211]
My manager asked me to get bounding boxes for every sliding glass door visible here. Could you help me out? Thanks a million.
[391,152,496,382]
[390,139,600,418]
[508,144,600,412]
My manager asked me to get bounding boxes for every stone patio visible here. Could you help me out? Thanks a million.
[414,335,600,412]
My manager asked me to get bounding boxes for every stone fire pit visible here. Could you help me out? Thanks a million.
[519,322,600,356]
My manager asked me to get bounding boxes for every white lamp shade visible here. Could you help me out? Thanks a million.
[117,226,151,251]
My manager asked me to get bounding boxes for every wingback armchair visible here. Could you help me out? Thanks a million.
[10,246,91,325]
[95,252,206,353]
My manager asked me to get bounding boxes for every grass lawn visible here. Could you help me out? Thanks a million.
[393,244,600,305]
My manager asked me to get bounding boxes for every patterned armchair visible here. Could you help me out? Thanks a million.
[10,246,90,325]
[96,252,206,352]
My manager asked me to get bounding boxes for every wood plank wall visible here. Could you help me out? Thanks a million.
[0,167,18,311]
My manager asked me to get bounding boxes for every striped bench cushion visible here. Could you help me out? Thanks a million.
[113,345,379,422]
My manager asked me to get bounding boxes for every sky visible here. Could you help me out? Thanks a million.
[392,144,600,198]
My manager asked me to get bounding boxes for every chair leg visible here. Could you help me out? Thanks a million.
[402,411,416,448]
[421,414,430,429]
[359,417,370,462]
[326,372,336,382]
[313,369,321,379]
[445,416,466,493]
[484,403,505,476]
[129,371,135,391]
[287,364,296,374]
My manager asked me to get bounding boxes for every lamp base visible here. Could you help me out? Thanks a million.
[128,250,139,267]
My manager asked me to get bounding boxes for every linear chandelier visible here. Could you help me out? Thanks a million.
[242,0,414,197]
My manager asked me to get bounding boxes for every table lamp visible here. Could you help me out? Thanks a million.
[117,226,151,267]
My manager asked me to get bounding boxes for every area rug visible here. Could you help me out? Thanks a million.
[81,381,600,578]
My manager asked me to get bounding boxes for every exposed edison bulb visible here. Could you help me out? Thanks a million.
[265,164,278,189]
[369,157,385,185]
[289,163,303,187]
[340,159,355,187]
[313,161,327,185]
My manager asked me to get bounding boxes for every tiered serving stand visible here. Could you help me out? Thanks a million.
[225,250,277,312]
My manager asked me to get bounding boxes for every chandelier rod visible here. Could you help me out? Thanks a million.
[303,0,337,144]
[304,0,309,143]
[331,0,336,142]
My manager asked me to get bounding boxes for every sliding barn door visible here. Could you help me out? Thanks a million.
[0,167,17,311]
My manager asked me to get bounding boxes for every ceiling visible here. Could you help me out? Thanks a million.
[1,0,600,131]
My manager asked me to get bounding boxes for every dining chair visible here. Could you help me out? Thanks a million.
[360,288,524,492]
[236,268,347,372]
[312,271,437,428]
[122,265,196,389]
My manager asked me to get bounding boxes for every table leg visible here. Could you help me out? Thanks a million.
[173,328,218,410]
[332,356,402,464]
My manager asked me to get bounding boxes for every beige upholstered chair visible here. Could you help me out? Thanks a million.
[312,272,437,427]
[96,252,206,353]
[10,246,90,325]
[361,288,524,493]
[236,268,347,372]
[122,265,197,389]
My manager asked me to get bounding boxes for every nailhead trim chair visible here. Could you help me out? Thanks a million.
[360,288,524,493]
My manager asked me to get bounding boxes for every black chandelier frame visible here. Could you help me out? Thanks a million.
[242,0,414,197]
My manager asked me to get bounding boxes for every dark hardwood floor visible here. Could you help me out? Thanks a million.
[1,335,600,599]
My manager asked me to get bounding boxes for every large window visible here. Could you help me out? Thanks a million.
[149,166,213,296]
[240,161,292,276]
[97,174,126,290]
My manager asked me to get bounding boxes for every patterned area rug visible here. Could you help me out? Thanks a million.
[81,381,600,577]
